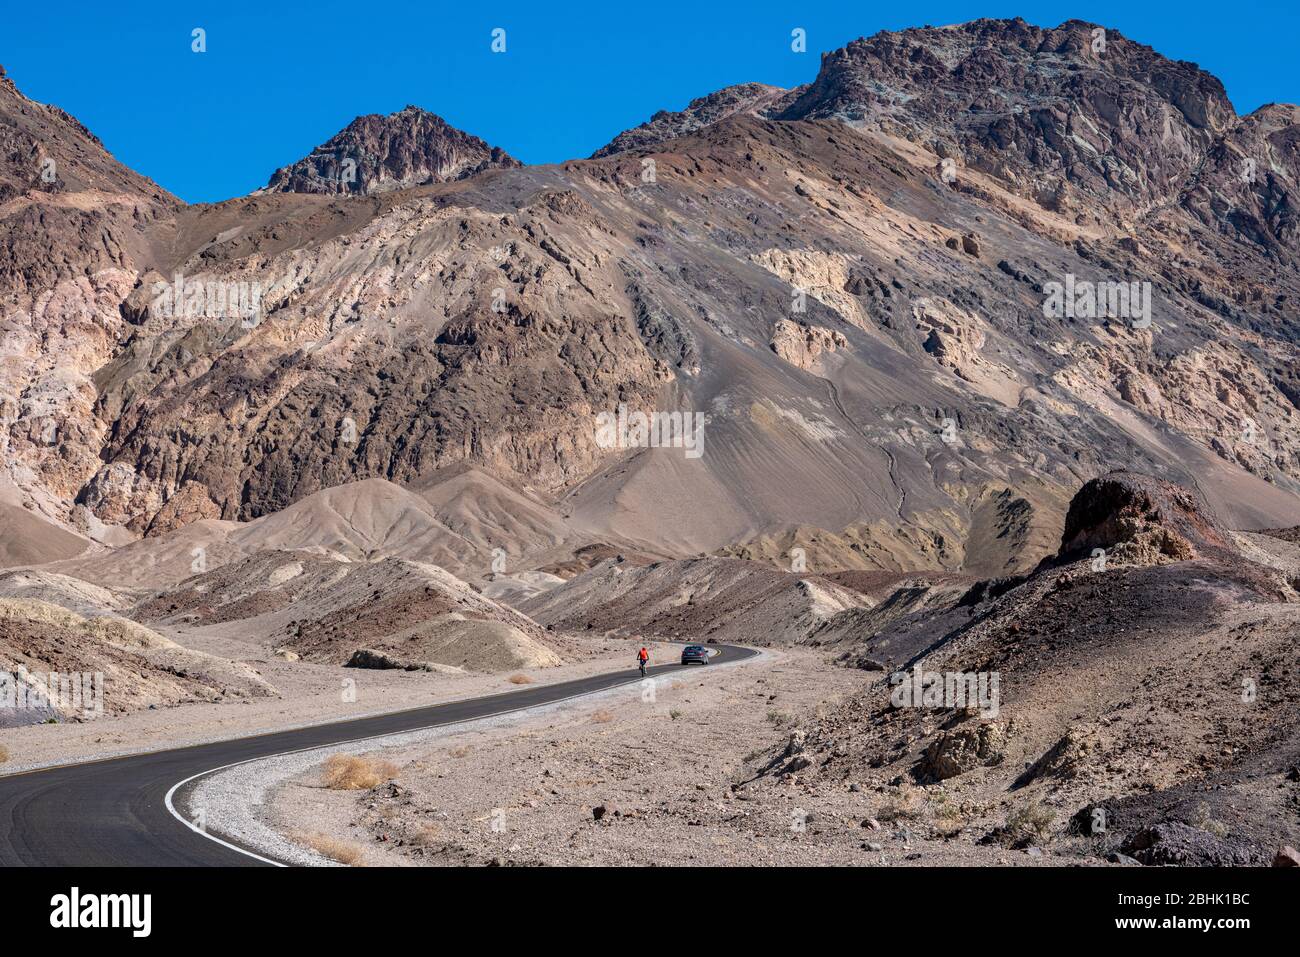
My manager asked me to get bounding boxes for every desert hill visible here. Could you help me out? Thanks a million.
[4,19,1300,575]
[0,598,275,725]
[519,555,877,645]
[757,471,1300,865]
[130,548,563,673]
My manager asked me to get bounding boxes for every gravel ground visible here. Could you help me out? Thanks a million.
[249,648,1071,865]
[182,645,765,865]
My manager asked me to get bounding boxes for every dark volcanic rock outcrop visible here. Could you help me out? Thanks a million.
[1121,822,1266,867]
[754,469,1300,862]
[1058,470,1234,562]
[264,106,520,195]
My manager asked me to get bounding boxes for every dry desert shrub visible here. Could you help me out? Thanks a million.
[591,709,615,723]
[0,744,8,764]
[766,708,794,727]
[448,745,472,758]
[931,799,967,837]
[875,787,923,823]
[321,754,397,790]
[1004,801,1056,845]
[294,831,365,866]
[508,674,534,685]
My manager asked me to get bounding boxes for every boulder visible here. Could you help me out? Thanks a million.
[1059,470,1233,564]
[916,721,1005,782]
[1274,845,1300,867]
[1120,822,1264,866]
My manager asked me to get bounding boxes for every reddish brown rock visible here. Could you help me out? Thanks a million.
[263,106,519,195]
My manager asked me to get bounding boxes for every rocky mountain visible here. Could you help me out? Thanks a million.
[778,19,1235,219]
[262,105,520,195]
[591,82,800,157]
[0,71,178,550]
[4,18,1300,581]
[760,470,1300,865]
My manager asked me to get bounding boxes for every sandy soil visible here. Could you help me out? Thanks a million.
[258,649,1073,866]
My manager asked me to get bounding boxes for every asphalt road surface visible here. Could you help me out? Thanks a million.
[0,645,757,866]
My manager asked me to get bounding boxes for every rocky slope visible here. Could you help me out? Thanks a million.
[4,18,1300,579]
[0,72,178,545]
[0,598,275,724]
[519,554,875,645]
[591,82,800,158]
[778,19,1235,222]
[760,472,1300,865]
[263,106,520,195]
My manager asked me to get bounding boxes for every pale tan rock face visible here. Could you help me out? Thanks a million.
[143,482,222,537]
[1,269,138,536]
[918,720,1006,782]
[912,298,987,372]
[751,248,873,330]
[7,16,1300,560]
[769,319,848,371]
[1056,326,1300,486]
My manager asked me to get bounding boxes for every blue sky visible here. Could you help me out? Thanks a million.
[6,1,1299,203]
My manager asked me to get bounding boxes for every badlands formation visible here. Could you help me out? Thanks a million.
[2,19,1299,866]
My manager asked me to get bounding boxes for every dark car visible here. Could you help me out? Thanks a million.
[680,645,709,665]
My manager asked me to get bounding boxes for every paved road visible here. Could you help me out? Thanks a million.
[0,645,756,866]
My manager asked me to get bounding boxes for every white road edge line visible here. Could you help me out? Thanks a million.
[164,647,758,866]
[165,768,288,867]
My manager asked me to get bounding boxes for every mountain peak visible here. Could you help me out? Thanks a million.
[769,17,1236,216]
[591,82,800,158]
[0,71,177,204]
[263,106,520,196]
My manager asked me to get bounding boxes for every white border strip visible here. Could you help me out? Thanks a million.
[165,768,289,867]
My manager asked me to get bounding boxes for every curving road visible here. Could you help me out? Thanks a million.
[0,645,756,866]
